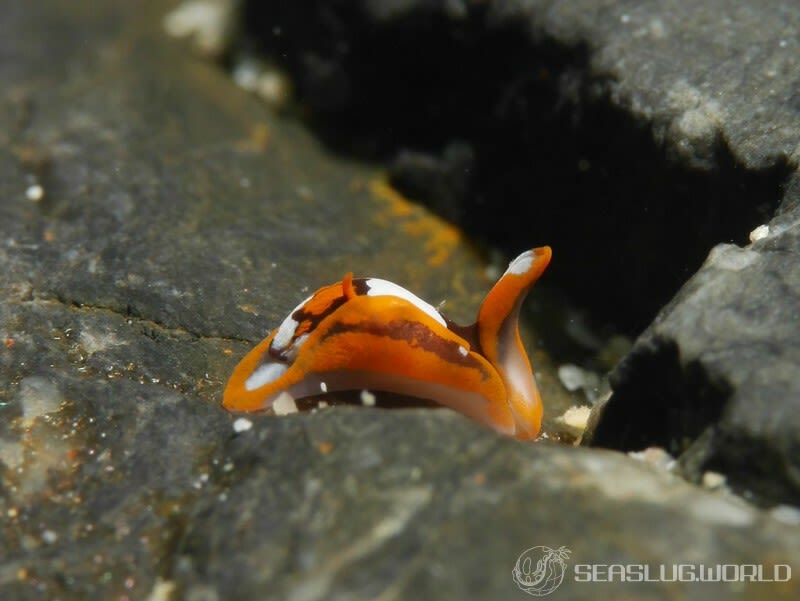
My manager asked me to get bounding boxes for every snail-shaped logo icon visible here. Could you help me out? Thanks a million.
[512,546,571,596]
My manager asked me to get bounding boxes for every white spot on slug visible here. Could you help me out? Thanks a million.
[360,390,376,406]
[319,381,328,393]
[244,362,287,391]
[289,334,309,358]
[458,345,469,357]
[272,316,298,352]
[506,251,534,276]
[365,279,446,327]
[232,417,253,433]
[273,391,298,415]
[271,293,316,353]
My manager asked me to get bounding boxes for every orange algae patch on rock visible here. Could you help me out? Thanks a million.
[368,178,463,267]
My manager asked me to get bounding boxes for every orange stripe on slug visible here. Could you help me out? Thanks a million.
[341,272,356,300]
[477,247,552,438]
[286,281,350,344]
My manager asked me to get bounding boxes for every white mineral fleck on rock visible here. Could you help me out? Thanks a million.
[232,56,292,108]
[144,578,176,601]
[17,376,63,428]
[707,244,758,271]
[770,504,800,525]
[256,70,292,108]
[557,364,601,402]
[558,364,588,391]
[232,58,261,91]
[360,390,376,406]
[667,80,725,140]
[627,447,676,471]
[749,224,770,242]
[79,327,122,356]
[555,405,591,431]
[162,0,232,57]
[0,439,24,471]
[25,184,44,202]
[41,530,58,544]
[688,495,754,527]
[701,470,727,490]
[232,417,253,433]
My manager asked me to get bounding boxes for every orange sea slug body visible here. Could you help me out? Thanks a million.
[223,247,552,439]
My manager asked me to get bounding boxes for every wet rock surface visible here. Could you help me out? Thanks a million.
[237,1,800,503]
[175,410,800,601]
[2,1,800,601]
[237,0,794,333]
[591,204,800,507]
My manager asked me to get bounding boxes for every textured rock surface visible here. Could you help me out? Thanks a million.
[3,1,800,600]
[591,199,800,506]
[237,0,800,507]
[238,0,795,333]
[174,409,800,601]
[493,0,800,169]
[243,0,800,169]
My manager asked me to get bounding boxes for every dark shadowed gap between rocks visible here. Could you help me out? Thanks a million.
[584,338,730,454]
[236,2,790,338]
[234,2,791,456]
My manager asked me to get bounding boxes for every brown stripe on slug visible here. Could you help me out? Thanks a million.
[322,318,491,379]
[351,277,371,296]
[290,276,375,341]
[266,276,401,362]
[444,318,481,353]
[292,299,348,337]
[268,284,352,361]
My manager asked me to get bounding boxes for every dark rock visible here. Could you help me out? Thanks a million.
[586,337,730,454]
[0,0,576,599]
[174,409,800,601]
[237,0,800,508]
[388,140,475,225]
[238,0,795,333]
[4,0,800,600]
[592,201,800,506]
